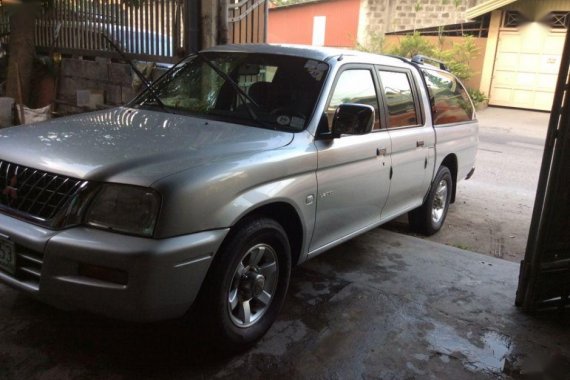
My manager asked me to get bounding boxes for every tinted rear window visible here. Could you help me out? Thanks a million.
[422,69,474,125]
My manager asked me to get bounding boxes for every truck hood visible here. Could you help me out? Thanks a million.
[0,107,294,186]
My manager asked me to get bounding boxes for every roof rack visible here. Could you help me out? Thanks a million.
[411,55,450,72]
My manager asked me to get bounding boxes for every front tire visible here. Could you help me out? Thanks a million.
[409,166,453,236]
[197,217,291,350]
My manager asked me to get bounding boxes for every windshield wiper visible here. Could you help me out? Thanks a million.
[193,51,272,129]
[101,33,171,113]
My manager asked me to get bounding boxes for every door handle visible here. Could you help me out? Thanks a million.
[416,140,425,148]
[377,147,387,156]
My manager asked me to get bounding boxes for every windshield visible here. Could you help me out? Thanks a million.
[131,52,329,131]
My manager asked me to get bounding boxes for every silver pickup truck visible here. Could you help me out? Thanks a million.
[0,44,477,348]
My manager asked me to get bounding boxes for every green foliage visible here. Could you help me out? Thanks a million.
[388,32,435,58]
[368,32,480,82]
[467,88,488,105]
[414,1,422,12]
[356,32,387,54]
[435,35,479,81]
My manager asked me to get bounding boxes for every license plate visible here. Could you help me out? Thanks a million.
[0,237,15,275]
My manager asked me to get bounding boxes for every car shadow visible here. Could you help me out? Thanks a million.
[3,259,349,378]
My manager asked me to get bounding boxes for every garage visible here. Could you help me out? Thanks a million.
[491,18,565,110]
[0,0,570,378]
[472,0,570,111]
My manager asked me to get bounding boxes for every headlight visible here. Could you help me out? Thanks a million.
[85,184,161,237]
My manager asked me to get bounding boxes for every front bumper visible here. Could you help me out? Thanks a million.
[0,212,229,321]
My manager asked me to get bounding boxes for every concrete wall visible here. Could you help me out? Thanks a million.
[357,0,485,46]
[268,0,361,47]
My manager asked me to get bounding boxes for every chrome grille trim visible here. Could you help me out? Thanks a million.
[18,252,43,265]
[20,266,41,277]
[0,159,88,224]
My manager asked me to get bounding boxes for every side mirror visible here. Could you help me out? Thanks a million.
[331,103,375,138]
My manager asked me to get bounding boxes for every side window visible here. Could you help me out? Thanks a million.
[378,70,419,128]
[326,69,380,131]
[422,69,474,125]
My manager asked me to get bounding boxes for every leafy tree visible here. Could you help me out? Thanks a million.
[389,32,435,58]
[362,32,480,82]
[436,35,479,81]
[356,32,386,54]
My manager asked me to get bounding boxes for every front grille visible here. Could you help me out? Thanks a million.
[15,245,43,290]
[0,160,87,223]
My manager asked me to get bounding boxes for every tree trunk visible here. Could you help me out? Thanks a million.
[201,0,217,48]
[217,0,229,45]
[5,3,40,107]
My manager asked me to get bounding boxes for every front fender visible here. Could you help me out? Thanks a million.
[218,173,317,262]
[152,132,318,262]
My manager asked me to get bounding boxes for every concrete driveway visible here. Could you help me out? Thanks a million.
[387,107,549,262]
[1,229,569,379]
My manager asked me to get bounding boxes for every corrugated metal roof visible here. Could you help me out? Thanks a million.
[466,0,518,19]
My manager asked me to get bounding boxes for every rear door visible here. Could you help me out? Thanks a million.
[310,65,392,252]
[422,68,479,183]
[377,67,435,220]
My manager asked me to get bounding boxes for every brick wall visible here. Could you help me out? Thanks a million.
[357,0,484,46]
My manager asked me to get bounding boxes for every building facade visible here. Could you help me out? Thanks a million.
[358,0,482,45]
[268,0,361,47]
[471,0,570,111]
[268,0,485,47]
[268,0,570,111]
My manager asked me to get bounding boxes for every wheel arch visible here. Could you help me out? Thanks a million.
[229,201,305,267]
[440,154,458,203]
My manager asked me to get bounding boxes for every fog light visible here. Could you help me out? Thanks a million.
[78,264,128,285]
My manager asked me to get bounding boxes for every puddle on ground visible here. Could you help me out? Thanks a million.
[290,269,350,306]
[426,323,512,374]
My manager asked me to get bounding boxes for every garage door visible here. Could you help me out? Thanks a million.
[490,24,566,111]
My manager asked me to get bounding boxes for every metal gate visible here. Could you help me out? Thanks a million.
[0,0,266,62]
[515,28,570,311]
[35,0,188,63]
[228,0,267,44]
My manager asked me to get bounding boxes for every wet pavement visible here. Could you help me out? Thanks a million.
[1,229,569,379]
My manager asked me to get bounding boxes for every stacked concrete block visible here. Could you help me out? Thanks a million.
[358,0,485,46]
[57,58,136,115]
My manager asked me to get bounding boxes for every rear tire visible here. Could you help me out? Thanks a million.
[409,166,453,236]
[196,217,291,350]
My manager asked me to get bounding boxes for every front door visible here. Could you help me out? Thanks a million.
[310,66,392,252]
